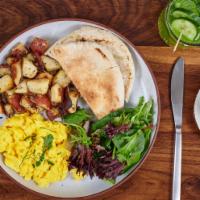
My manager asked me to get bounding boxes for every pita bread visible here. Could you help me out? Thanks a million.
[46,26,134,101]
[48,42,124,119]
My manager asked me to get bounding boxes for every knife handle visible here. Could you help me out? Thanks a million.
[172,127,182,200]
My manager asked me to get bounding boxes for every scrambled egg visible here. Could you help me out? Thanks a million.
[70,169,85,180]
[0,113,71,187]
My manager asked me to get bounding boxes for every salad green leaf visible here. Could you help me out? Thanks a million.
[66,123,92,147]
[66,97,154,180]
[113,130,146,170]
[90,97,154,173]
[92,129,112,150]
[90,108,133,132]
[63,109,91,125]
[63,109,92,147]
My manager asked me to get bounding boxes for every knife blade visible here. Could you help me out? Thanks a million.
[171,57,184,200]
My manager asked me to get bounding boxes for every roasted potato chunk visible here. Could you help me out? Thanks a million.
[41,55,61,72]
[0,67,11,77]
[30,95,51,110]
[22,57,38,78]
[50,84,63,104]
[58,88,72,116]
[26,53,35,61]
[46,107,60,120]
[5,89,15,97]
[4,104,14,116]
[68,89,79,113]
[37,72,53,83]
[7,93,24,112]
[27,78,50,94]
[11,60,22,85]
[0,75,14,93]
[20,96,37,113]
[15,80,28,94]
[11,43,28,58]
[53,70,70,87]
[6,57,16,65]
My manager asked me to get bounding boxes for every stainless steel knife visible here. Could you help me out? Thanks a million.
[171,57,184,200]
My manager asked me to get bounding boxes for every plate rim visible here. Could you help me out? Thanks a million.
[0,18,161,199]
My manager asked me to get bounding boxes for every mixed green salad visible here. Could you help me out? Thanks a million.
[62,97,154,182]
[158,0,200,46]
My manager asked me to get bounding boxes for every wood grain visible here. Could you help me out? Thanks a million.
[139,46,200,200]
[0,1,200,200]
[0,0,168,48]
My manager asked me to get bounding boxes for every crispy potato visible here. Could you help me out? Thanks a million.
[53,70,70,88]
[33,53,44,71]
[26,53,35,62]
[11,43,27,54]
[46,107,60,120]
[20,96,37,113]
[6,57,16,65]
[22,57,38,78]
[58,88,72,116]
[11,60,22,85]
[30,95,51,110]
[4,104,14,116]
[68,89,79,113]
[41,55,61,72]
[50,84,63,104]
[27,78,50,94]
[0,67,11,77]
[37,72,53,83]
[7,93,24,112]
[11,43,28,58]
[15,80,28,94]
[0,75,14,93]
[5,89,15,97]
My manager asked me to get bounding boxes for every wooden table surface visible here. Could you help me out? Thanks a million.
[0,1,200,200]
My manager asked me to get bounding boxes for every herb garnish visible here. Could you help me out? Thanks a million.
[34,134,54,167]
[20,135,36,167]
[47,160,54,165]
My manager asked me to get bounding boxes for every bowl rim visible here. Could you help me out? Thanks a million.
[0,18,161,199]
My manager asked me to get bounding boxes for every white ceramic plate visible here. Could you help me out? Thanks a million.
[0,19,160,198]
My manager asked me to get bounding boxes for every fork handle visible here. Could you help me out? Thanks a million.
[172,127,182,200]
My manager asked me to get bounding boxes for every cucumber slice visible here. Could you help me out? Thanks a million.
[171,19,197,41]
[172,10,200,26]
[172,10,190,18]
[174,0,199,15]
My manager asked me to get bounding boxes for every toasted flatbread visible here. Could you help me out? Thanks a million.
[48,42,124,118]
[46,26,134,101]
